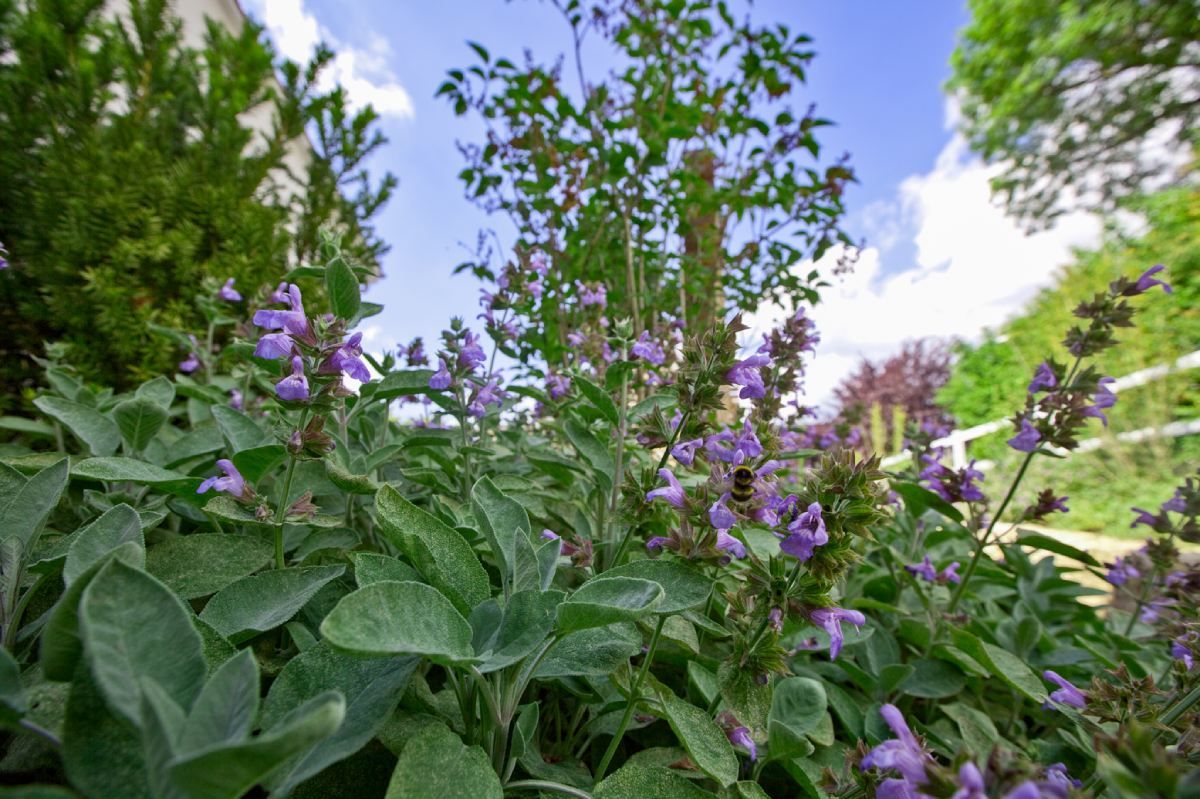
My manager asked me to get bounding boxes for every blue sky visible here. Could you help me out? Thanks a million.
[243,0,1103,408]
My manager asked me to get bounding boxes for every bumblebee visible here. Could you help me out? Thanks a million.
[730,464,756,503]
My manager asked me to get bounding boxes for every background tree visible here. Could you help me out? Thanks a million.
[949,0,1200,227]
[0,0,395,404]
[442,0,855,370]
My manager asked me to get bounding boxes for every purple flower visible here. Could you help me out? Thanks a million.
[1171,634,1196,671]
[567,331,587,348]
[1027,362,1057,394]
[1162,490,1188,514]
[0,242,8,269]
[1083,377,1117,426]
[275,356,310,401]
[780,502,827,561]
[860,704,930,785]
[460,330,486,371]
[1007,417,1041,452]
[646,536,671,551]
[467,377,505,418]
[217,277,242,302]
[322,332,371,382]
[197,459,248,500]
[631,331,666,365]
[950,761,987,799]
[229,389,244,410]
[940,562,961,583]
[1130,264,1173,295]
[709,492,737,530]
[269,282,290,303]
[727,354,771,400]
[1042,670,1086,709]
[1106,556,1140,586]
[1130,507,1159,528]
[179,352,200,373]
[727,726,756,761]
[715,530,747,559]
[705,420,763,464]
[545,372,571,400]
[403,338,427,367]
[576,281,607,308]
[768,607,783,633]
[905,556,938,582]
[646,468,687,508]
[810,606,865,660]
[253,284,310,338]
[429,358,453,390]
[671,437,704,466]
[527,278,544,300]
[255,332,295,360]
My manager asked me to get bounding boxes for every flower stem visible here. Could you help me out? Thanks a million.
[595,615,665,780]
[503,780,592,799]
[273,408,309,569]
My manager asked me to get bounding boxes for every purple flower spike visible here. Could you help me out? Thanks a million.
[715,530,747,559]
[179,352,200,374]
[631,331,666,365]
[951,761,987,799]
[810,606,865,660]
[255,332,295,360]
[1130,507,1159,529]
[780,502,827,561]
[1027,362,1057,394]
[646,536,670,551]
[218,277,242,302]
[1083,376,1117,426]
[275,356,310,401]
[545,372,571,400]
[861,704,930,786]
[727,726,756,761]
[576,281,607,308]
[1171,636,1195,671]
[197,458,247,500]
[429,358,453,390]
[1007,418,1041,452]
[940,562,961,584]
[229,389,244,410]
[1106,556,1140,586]
[646,468,686,508]
[460,330,486,371]
[709,492,737,530]
[905,556,938,583]
[1042,670,1086,709]
[324,332,371,382]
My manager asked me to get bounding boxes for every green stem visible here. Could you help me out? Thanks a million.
[595,616,666,780]
[504,780,592,799]
[605,345,630,570]
[1161,682,1200,727]
[947,450,1036,613]
[3,571,50,650]
[272,409,309,569]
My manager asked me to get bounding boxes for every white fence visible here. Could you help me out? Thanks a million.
[881,350,1200,470]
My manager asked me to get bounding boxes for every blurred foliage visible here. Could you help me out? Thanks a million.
[949,0,1199,227]
[0,0,394,407]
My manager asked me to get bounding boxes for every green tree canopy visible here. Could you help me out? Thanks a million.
[949,0,1200,227]
[0,0,395,403]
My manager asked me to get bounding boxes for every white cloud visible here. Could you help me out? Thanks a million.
[748,104,1104,413]
[243,0,415,118]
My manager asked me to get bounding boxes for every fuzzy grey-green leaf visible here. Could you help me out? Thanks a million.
[321,581,474,666]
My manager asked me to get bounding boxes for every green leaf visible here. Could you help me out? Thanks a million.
[72,457,199,493]
[112,398,168,452]
[940,702,1003,755]
[656,689,739,787]
[0,457,68,549]
[232,445,286,484]
[594,764,716,799]
[0,648,26,725]
[167,692,345,799]
[178,648,259,753]
[535,623,642,678]
[64,504,143,586]
[41,541,145,682]
[900,658,966,699]
[768,677,827,760]
[890,481,964,523]
[471,589,564,673]
[949,629,1047,703]
[325,458,379,495]
[575,376,619,425]
[135,376,176,409]
[374,370,436,401]
[1014,529,1101,567]
[351,552,420,587]
[557,576,664,633]
[209,405,269,452]
[262,643,417,796]
[80,560,206,724]
[471,476,536,597]
[146,534,273,599]
[199,565,344,644]
[374,486,489,615]
[602,559,711,614]
[325,257,361,320]
[33,397,120,457]
[384,723,501,799]
[563,418,614,492]
[62,666,151,799]
[321,581,475,666]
